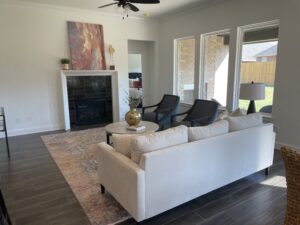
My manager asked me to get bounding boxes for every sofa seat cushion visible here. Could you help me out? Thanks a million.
[131,125,188,164]
[188,120,229,142]
[225,113,263,132]
[112,134,138,158]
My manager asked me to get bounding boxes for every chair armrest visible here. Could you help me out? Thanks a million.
[97,142,146,221]
[156,108,172,114]
[171,111,188,123]
[142,104,159,114]
[154,108,173,122]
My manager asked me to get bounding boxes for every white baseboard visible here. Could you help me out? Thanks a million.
[0,124,64,138]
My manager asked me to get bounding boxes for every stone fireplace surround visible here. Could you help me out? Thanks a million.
[61,70,119,130]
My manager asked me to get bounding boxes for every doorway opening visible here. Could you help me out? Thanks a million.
[128,53,143,107]
[128,40,155,107]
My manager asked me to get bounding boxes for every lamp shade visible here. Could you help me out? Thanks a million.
[239,83,265,100]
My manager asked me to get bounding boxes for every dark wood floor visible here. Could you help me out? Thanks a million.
[0,132,286,225]
[0,131,90,225]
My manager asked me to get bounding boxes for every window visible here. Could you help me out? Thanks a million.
[200,30,230,107]
[236,22,279,113]
[174,37,195,104]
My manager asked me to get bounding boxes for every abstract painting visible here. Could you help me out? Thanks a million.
[67,21,106,70]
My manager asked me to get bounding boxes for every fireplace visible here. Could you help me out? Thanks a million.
[61,70,119,130]
[75,100,107,125]
[67,76,112,128]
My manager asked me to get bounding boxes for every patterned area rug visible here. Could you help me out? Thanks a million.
[41,128,130,225]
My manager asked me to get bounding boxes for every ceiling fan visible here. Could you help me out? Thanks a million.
[98,0,160,18]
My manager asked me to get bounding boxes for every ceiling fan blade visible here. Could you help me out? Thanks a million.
[98,2,118,8]
[127,3,139,12]
[129,0,160,4]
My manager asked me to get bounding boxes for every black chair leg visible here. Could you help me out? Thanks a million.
[265,167,270,176]
[100,184,105,194]
[0,190,12,225]
[4,124,10,159]
[5,134,10,159]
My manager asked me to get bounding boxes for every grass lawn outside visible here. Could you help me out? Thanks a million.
[239,86,274,112]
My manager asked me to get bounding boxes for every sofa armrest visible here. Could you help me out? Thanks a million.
[97,142,146,222]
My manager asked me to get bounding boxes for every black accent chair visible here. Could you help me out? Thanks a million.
[0,189,12,225]
[0,107,10,159]
[171,99,218,127]
[142,94,180,129]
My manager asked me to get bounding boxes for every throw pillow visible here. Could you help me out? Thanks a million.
[112,134,137,158]
[131,125,188,164]
[225,113,263,132]
[188,120,229,142]
[230,108,247,117]
[216,110,229,120]
[216,108,246,121]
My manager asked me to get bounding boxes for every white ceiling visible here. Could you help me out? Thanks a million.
[13,0,222,18]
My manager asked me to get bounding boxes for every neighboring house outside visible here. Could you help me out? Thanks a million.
[255,44,278,62]
[242,42,277,62]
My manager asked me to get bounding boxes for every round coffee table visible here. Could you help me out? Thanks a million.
[105,121,159,144]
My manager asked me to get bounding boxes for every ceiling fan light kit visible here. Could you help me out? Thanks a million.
[98,0,160,19]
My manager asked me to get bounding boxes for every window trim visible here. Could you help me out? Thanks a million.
[198,28,231,105]
[233,20,279,110]
[173,36,196,103]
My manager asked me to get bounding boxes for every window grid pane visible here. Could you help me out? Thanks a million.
[202,33,230,107]
[176,38,195,104]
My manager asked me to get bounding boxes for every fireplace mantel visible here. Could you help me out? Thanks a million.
[61,70,120,130]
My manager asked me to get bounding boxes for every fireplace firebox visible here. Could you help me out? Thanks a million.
[67,76,112,128]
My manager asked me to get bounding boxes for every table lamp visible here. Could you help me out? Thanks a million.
[240,82,265,114]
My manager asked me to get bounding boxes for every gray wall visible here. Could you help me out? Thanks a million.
[157,0,300,148]
[0,1,159,136]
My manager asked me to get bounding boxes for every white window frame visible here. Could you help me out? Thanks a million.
[173,36,196,104]
[232,20,279,110]
[198,29,231,106]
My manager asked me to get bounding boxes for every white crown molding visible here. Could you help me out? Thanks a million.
[0,0,158,22]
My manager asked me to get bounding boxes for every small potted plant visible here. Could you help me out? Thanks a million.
[108,45,115,70]
[60,58,70,70]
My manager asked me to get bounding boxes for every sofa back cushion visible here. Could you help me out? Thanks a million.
[188,120,229,142]
[225,113,263,132]
[112,134,138,158]
[131,125,188,164]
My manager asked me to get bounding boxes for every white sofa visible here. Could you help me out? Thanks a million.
[97,122,275,222]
